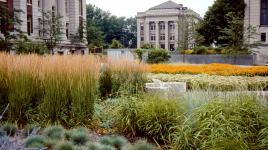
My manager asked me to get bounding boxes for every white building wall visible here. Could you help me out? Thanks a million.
[13,0,27,35]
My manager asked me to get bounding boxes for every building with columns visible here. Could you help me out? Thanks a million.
[244,0,268,65]
[137,0,201,51]
[0,0,88,55]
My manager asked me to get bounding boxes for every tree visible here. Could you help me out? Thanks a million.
[197,0,246,46]
[0,4,25,51]
[38,11,63,53]
[109,39,122,48]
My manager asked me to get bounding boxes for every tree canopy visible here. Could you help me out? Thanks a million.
[197,0,246,46]
[86,4,137,48]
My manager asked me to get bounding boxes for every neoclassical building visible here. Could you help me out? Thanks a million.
[244,0,268,65]
[0,0,87,55]
[137,0,201,51]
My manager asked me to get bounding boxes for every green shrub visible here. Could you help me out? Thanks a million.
[44,125,65,140]
[0,129,6,137]
[134,49,145,62]
[140,43,154,49]
[14,41,48,55]
[99,66,112,98]
[129,140,155,150]
[109,39,123,49]
[54,142,75,150]
[71,132,90,146]
[64,130,73,141]
[87,142,115,150]
[193,46,208,54]
[1,123,17,137]
[147,49,170,64]
[100,135,128,149]
[116,95,184,143]
[25,136,46,148]
[172,96,268,149]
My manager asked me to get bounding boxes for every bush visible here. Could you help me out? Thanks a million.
[24,124,39,137]
[100,135,128,149]
[71,132,90,146]
[44,125,65,140]
[181,49,194,55]
[25,135,46,148]
[147,49,170,64]
[1,123,17,137]
[110,39,123,49]
[13,41,48,55]
[54,142,75,150]
[116,95,185,143]
[172,96,268,149]
[129,140,155,150]
[140,43,154,49]
[193,46,208,54]
[134,48,145,62]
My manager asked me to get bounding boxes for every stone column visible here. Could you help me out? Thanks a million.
[43,0,51,11]
[165,21,169,50]
[57,0,67,41]
[175,20,179,50]
[137,21,141,48]
[155,21,159,48]
[144,21,150,43]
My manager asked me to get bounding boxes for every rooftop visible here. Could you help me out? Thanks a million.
[149,0,184,10]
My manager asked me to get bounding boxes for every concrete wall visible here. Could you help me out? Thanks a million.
[169,53,254,65]
[107,49,136,60]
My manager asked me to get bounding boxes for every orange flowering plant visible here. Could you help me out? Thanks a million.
[149,63,268,76]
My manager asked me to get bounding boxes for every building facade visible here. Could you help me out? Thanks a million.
[0,0,88,55]
[137,0,201,51]
[245,0,268,65]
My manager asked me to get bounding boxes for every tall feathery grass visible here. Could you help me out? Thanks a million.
[0,53,146,126]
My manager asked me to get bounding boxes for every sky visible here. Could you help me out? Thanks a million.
[86,0,215,18]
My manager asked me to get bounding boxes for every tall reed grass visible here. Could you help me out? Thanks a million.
[0,53,146,126]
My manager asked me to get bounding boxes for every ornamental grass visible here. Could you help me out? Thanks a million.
[150,63,268,76]
[0,53,146,126]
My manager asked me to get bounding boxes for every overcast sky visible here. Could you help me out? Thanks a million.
[86,0,215,18]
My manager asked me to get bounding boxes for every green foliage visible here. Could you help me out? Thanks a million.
[0,129,6,137]
[147,49,170,64]
[13,41,48,55]
[140,43,154,49]
[109,39,123,49]
[39,11,63,52]
[197,0,246,46]
[25,135,46,148]
[24,124,39,137]
[86,4,137,48]
[129,140,155,150]
[71,132,90,146]
[7,72,41,123]
[134,49,144,62]
[99,67,112,98]
[54,142,75,150]
[100,136,128,149]
[116,95,184,143]
[87,142,115,150]
[172,96,268,149]
[44,125,65,140]
[0,123,18,137]
[193,46,208,54]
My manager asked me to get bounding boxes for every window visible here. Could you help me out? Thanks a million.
[261,33,266,42]
[27,17,33,35]
[160,44,165,49]
[27,0,32,5]
[141,37,144,41]
[160,34,165,41]
[141,25,144,31]
[170,34,175,41]
[66,23,69,39]
[38,18,42,36]
[170,44,175,51]
[169,23,175,30]
[150,24,155,30]
[150,34,156,41]
[160,23,165,30]
[261,0,268,25]
[38,0,41,8]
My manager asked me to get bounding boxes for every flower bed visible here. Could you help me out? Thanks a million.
[149,63,268,76]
